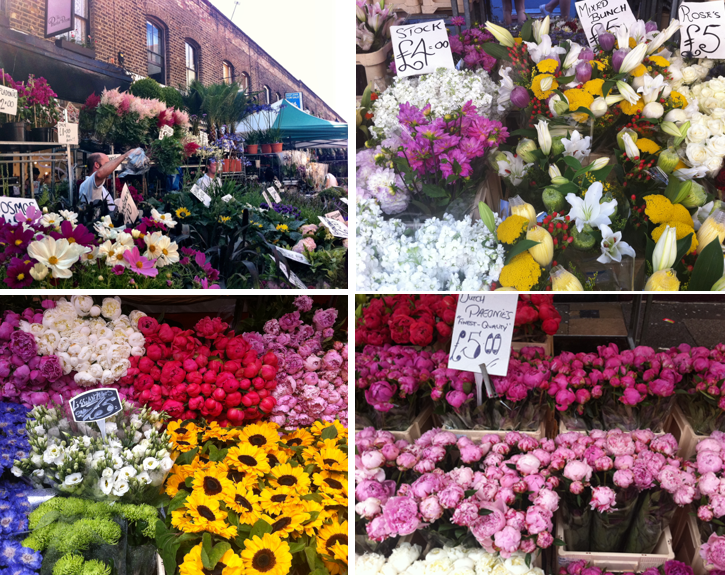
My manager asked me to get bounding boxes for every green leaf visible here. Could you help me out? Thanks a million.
[563,156,582,171]
[201,533,213,570]
[520,19,533,42]
[602,80,615,97]
[478,201,496,233]
[482,42,511,61]
[675,233,694,266]
[571,106,595,119]
[510,129,538,138]
[478,508,493,516]
[201,547,212,571]
[505,239,540,265]
[464,489,477,497]
[525,553,532,568]
[688,238,725,291]
[305,547,319,572]
[208,542,232,568]
[250,519,272,539]
[175,447,199,466]
[421,183,449,198]
[558,75,575,84]
[289,541,306,554]
[168,491,190,513]
[321,425,338,440]
[361,83,373,109]
[645,231,655,266]
[302,493,323,502]
[33,509,59,530]
[554,538,566,546]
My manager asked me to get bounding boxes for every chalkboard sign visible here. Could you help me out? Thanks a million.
[391,20,455,78]
[575,0,637,48]
[69,388,123,422]
[447,294,518,377]
[679,0,725,58]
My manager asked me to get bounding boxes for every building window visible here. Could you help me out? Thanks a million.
[185,42,198,87]
[239,72,250,91]
[223,61,234,85]
[275,92,281,102]
[147,20,165,83]
[263,86,271,105]
[58,0,90,45]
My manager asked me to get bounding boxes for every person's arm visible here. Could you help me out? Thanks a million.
[94,148,139,187]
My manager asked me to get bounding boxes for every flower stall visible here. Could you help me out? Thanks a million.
[355,10,725,292]
[0,294,348,575]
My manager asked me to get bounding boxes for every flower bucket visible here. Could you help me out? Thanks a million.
[261,144,272,154]
[355,42,393,88]
[246,144,258,154]
[30,127,56,142]
[222,159,231,172]
[672,514,706,575]
[0,122,28,142]
[666,403,708,460]
[271,142,283,153]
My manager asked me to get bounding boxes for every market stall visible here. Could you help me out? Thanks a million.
[0,294,348,575]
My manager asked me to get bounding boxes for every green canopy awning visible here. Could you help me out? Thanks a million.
[273,100,347,148]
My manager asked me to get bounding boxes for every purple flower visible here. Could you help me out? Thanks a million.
[38,356,63,383]
[9,332,36,363]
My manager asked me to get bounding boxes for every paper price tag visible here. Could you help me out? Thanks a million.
[190,184,211,208]
[269,255,307,289]
[116,184,139,225]
[262,190,273,206]
[268,187,281,203]
[273,178,283,189]
[575,0,637,48]
[0,85,18,116]
[221,194,233,203]
[158,125,174,140]
[325,210,346,224]
[69,388,123,440]
[679,1,725,58]
[340,198,348,205]
[318,216,348,238]
[391,20,455,78]
[0,197,41,223]
[276,246,311,265]
[57,122,78,145]
[447,294,519,380]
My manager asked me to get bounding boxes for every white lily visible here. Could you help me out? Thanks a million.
[605,94,625,105]
[498,67,515,110]
[540,76,554,92]
[549,164,562,179]
[533,16,550,43]
[524,34,566,63]
[597,224,637,264]
[638,73,665,104]
[620,44,648,74]
[616,81,640,105]
[647,19,680,54]
[562,131,592,160]
[566,182,618,232]
[615,25,630,54]
[535,120,552,155]
[652,225,677,271]
[26,237,90,279]
[590,157,610,171]
[621,132,641,160]
[563,43,583,69]
[591,98,609,118]
[485,22,515,47]
[629,20,648,43]
[675,165,709,181]
[497,152,532,186]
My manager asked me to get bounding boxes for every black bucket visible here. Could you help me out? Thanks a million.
[0,122,27,142]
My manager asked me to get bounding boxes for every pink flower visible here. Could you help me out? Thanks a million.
[516,453,541,475]
[452,500,481,527]
[525,505,553,534]
[292,237,317,254]
[493,525,522,555]
[563,460,593,482]
[366,515,390,541]
[701,532,725,571]
[590,486,617,512]
[605,432,635,456]
[699,471,721,496]
[613,469,634,488]
[124,248,159,277]
[382,496,420,536]
[438,484,465,508]
[698,450,724,474]
[419,495,443,522]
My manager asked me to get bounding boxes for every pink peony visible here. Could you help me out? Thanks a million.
[589,486,617,512]
[382,496,420,536]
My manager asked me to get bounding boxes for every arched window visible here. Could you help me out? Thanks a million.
[275,92,281,102]
[239,72,250,91]
[263,86,271,105]
[223,61,234,85]
[146,19,165,83]
[185,41,199,87]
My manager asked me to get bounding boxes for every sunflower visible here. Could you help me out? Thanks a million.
[225,444,271,477]
[317,521,349,568]
[180,544,243,575]
[269,463,311,493]
[202,422,234,442]
[167,421,199,452]
[318,492,345,523]
[259,487,301,515]
[240,533,291,575]
[265,449,289,468]
[313,471,348,501]
[261,509,308,537]
[309,420,347,441]
[191,465,235,502]
[227,485,262,525]
[309,446,348,473]
[237,422,281,451]
[282,428,315,448]
[298,498,326,537]
[175,207,191,220]
[165,473,192,498]
[182,491,238,538]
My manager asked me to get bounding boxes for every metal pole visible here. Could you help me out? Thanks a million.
[65,109,73,205]
[451,0,461,34]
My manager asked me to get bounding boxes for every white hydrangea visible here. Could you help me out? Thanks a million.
[356,198,504,291]
[371,67,502,140]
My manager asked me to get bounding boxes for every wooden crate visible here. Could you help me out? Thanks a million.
[555,512,675,571]
[666,403,707,460]
[512,335,554,356]
[390,405,434,443]
[440,419,546,442]
[388,0,422,13]
[672,514,706,575]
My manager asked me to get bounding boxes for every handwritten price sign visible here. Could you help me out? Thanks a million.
[117,184,139,225]
[57,122,78,145]
[391,20,455,78]
[575,0,637,48]
[0,85,18,116]
[679,0,725,58]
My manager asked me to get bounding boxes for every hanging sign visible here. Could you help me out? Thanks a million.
[116,184,139,225]
[391,20,455,78]
[285,92,303,110]
[267,187,281,203]
[221,194,233,203]
[575,0,637,48]
[190,184,211,208]
[447,293,518,378]
[69,388,123,440]
[678,0,725,58]
[0,198,41,223]
[0,85,18,116]
[45,0,75,37]
[57,122,78,145]
[318,216,348,238]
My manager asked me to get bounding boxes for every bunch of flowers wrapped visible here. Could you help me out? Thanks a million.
[356,543,545,575]
[13,400,173,503]
[559,560,694,575]
[160,419,348,575]
[356,0,397,53]
[552,429,694,554]
[355,294,457,348]
[355,428,560,558]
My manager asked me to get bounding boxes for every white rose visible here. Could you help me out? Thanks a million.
[101,297,122,320]
[713,108,725,120]
[694,64,709,79]
[682,67,698,84]
[706,154,724,173]
[704,98,721,112]
[701,59,716,70]
[90,305,101,317]
[687,142,709,165]
[687,123,711,144]
[707,136,725,157]
[388,543,422,573]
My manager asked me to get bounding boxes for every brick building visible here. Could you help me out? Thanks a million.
[0,0,342,121]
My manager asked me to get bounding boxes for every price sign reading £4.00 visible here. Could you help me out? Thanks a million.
[679,0,725,59]
[391,20,455,78]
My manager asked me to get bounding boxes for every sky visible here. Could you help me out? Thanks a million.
[211,0,350,122]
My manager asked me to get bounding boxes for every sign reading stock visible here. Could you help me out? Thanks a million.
[391,20,455,78]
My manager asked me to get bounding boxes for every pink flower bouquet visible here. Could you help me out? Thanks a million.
[559,560,694,575]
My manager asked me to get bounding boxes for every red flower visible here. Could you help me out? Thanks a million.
[542,318,561,335]
[195,316,229,340]
[389,315,415,344]
[410,321,434,347]
[225,336,251,360]
[138,316,160,336]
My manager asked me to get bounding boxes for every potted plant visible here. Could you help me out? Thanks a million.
[268,127,283,153]
[55,31,96,57]
[0,72,29,142]
[259,129,272,154]
[356,0,399,88]
[245,130,259,154]
[27,76,60,142]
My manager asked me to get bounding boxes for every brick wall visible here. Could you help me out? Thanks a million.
[3,0,342,121]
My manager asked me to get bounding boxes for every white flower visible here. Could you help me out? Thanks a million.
[616,81,640,105]
[11,466,22,478]
[652,225,677,271]
[388,543,421,573]
[40,212,61,228]
[620,44,647,74]
[566,182,618,232]
[100,476,114,495]
[59,210,78,224]
[503,557,530,575]
[135,471,152,485]
[102,467,114,478]
[597,224,636,264]
[621,132,640,160]
[63,472,83,486]
[686,143,709,166]
[563,42,583,69]
[151,208,177,229]
[27,237,90,279]
[497,152,531,186]
[562,131,591,160]
[356,554,387,575]
[143,457,159,471]
[112,479,129,496]
[101,297,122,320]
[159,457,174,473]
[647,19,680,54]
[43,444,64,465]
[674,165,709,180]
[154,236,180,267]
[535,120,552,155]
[524,34,565,64]
[687,123,711,144]
[642,102,664,119]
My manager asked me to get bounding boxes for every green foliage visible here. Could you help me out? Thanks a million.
[130,78,163,101]
[150,137,184,176]
[52,554,85,575]
[160,86,185,110]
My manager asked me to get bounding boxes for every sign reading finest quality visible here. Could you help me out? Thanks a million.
[45,0,74,37]
[318,216,348,238]
[116,184,139,225]
[69,388,123,423]
[678,0,725,58]
[447,294,518,378]
[57,122,78,145]
[190,184,211,208]
[391,20,455,78]
[575,0,637,48]
[0,198,41,223]
[0,85,18,116]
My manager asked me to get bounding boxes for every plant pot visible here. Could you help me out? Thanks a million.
[55,38,96,58]
[1,122,28,142]
[222,159,231,172]
[271,142,283,153]
[30,127,56,142]
[355,43,393,89]
[246,144,258,154]
[261,144,272,154]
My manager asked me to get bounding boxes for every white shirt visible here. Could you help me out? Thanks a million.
[196,174,220,192]
[79,172,116,212]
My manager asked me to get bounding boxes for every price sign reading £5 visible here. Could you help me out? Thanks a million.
[447,294,519,378]
[391,20,455,78]
[679,0,725,59]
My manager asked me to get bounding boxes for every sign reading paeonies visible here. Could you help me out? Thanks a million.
[679,0,725,58]
[575,0,637,48]
[0,198,41,223]
[0,85,18,116]
[45,0,74,37]
[391,20,454,78]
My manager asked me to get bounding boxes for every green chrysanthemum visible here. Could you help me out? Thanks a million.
[82,559,111,575]
[52,554,85,575]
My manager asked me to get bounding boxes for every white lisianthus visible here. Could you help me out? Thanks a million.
[135,471,152,485]
[143,457,160,471]
[63,472,83,486]
[112,479,129,497]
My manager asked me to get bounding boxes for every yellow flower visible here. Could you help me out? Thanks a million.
[240,533,292,575]
[496,215,528,245]
[313,471,348,501]
[514,37,523,44]
[282,428,315,448]
[644,195,675,224]
[218,215,231,223]
[583,79,605,97]
[669,91,687,108]
[648,55,670,67]
[259,488,301,515]
[310,446,348,473]
[645,268,680,291]
[317,521,348,569]
[537,59,559,74]
[628,37,637,48]
[590,60,606,71]
[309,420,347,441]
[269,463,311,493]
[227,485,262,525]
[225,443,271,477]
[298,498,326,537]
[563,89,594,122]
[652,221,698,254]
[671,203,694,227]
[237,422,281,451]
[261,509,308,538]
[499,252,542,291]
[180,544,243,575]
[175,491,238,538]
[631,63,647,77]
[620,97,644,115]
[275,224,289,232]
[532,74,558,100]
[202,421,232,442]
[167,421,199,453]
[191,464,235,502]
[164,474,190,499]
[175,207,191,219]
[636,138,661,154]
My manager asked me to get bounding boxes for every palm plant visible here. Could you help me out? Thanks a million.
[183,81,256,142]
